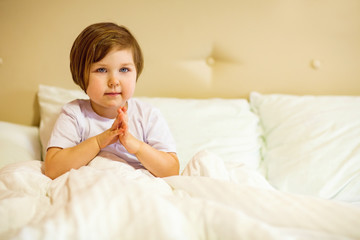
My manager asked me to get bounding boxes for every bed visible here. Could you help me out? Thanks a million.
[1,0,360,239]
[0,84,360,240]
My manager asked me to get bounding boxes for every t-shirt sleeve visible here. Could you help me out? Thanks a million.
[144,108,177,153]
[47,101,82,150]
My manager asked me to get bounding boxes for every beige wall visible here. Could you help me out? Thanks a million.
[1,0,360,126]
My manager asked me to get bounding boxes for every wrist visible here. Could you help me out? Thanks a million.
[122,134,143,155]
[94,135,104,150]
[133,141,145,155]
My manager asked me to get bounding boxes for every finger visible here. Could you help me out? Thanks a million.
[118,109,128,122]
[118,111,128,128]
[122,106,127,113]
[117,105,128,114]
[110,113,123,130]
[122,102,128,112]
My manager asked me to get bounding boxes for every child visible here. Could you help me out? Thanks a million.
[44,22,179,179]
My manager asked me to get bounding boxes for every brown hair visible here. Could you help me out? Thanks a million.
[70,22,144,92]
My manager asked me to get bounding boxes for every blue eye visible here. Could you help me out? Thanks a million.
[120,68,129,73]
[96,68,107,73]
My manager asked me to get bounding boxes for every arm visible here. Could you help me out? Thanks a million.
[44,113,124,179]
[117,108,180,177]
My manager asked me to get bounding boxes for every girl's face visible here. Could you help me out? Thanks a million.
[87,48,137,118]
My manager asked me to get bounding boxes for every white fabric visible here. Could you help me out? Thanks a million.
[0,151,359,240]
[38,85,262,171]
[138,97,262,172]
[0,121,41,169]
[1,85,353,239]
[38,85,89,159]
[250,92,360,202]
[48,98,176,169]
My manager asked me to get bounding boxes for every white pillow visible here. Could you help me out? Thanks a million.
[138,97,262,172]
[0,121,41,168]
[38,85,262,172]
[250,92,360,202]
[38,84,88,159]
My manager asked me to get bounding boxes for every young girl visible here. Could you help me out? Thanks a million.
[44,22,179,179]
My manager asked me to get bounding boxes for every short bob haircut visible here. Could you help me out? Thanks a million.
[70,22,144,92]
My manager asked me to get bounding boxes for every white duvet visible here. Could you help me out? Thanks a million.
[1,151,359,240]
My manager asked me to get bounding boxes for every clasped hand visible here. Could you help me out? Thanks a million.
[95,106,141,154]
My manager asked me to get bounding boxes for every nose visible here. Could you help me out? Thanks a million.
[108,74,120,88]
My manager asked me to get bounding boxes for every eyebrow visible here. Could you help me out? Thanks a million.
[91,62,135,67]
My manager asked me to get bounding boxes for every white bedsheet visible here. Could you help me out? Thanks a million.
[1,151,359,240]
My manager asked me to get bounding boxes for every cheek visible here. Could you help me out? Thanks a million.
[86,79,102,98]
[123,79,136,96]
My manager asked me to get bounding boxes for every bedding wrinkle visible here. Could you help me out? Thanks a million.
[0,161,52,239]
[166,177,282,240]
[179,151,360,238]
[320,172,360,201]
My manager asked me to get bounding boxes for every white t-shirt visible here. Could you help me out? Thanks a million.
[47,98,176,169]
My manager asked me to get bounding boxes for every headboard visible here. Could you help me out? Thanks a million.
[1,0,360,126]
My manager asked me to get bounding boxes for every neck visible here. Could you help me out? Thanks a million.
[89,101,128,119]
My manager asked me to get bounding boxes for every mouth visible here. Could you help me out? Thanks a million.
[104,92,121,96]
